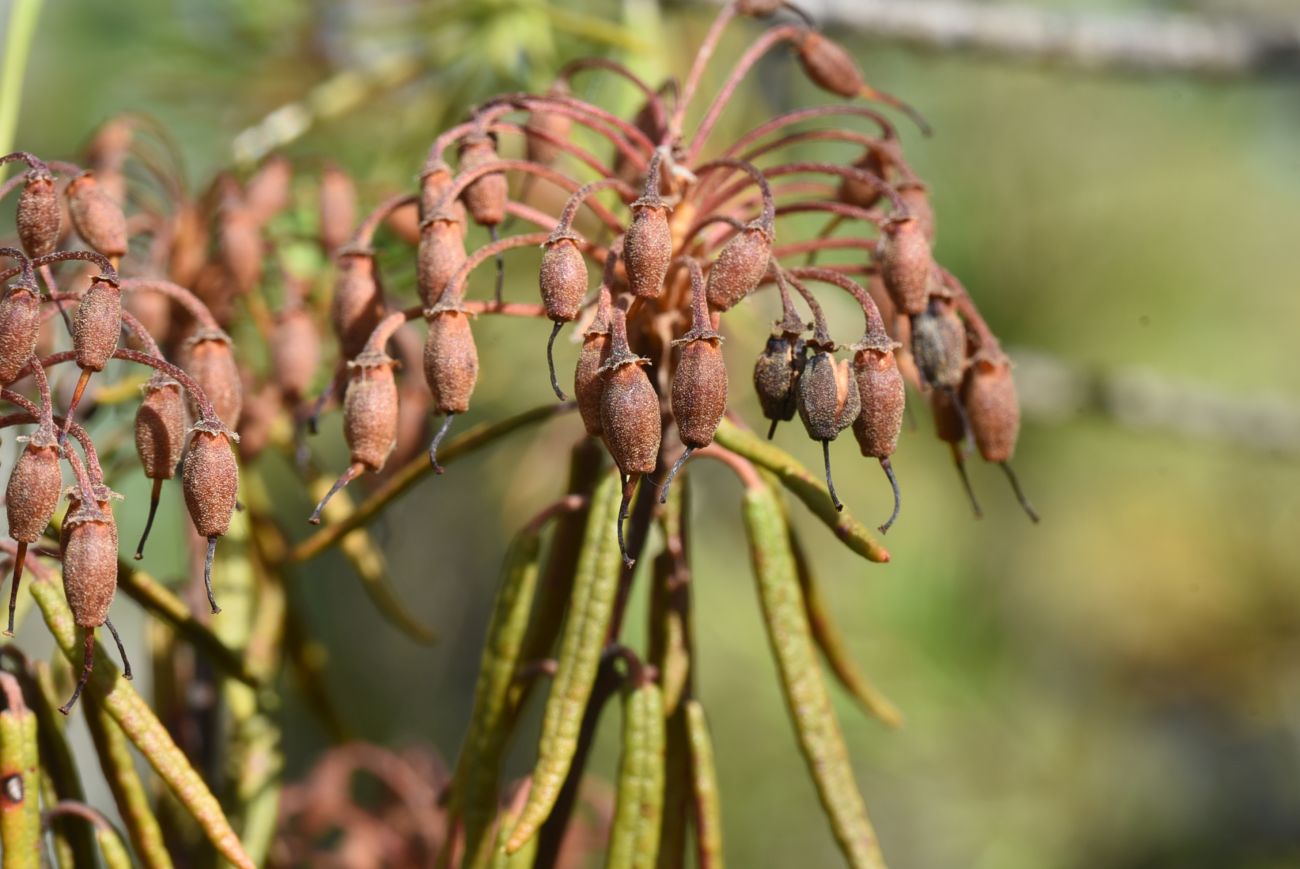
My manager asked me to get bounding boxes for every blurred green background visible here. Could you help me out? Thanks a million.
[7,0,1300,866]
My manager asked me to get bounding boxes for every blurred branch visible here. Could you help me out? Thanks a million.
[800,0,1300,77]
[1012,347,1300,458]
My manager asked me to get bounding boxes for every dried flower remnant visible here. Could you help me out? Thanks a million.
[132,375,186,559]
[182,422,240,614]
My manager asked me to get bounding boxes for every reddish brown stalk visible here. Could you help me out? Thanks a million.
[670,1,740,140]
[118,279,219,329]
[353,192,419,247]
[772,236,877,261]
[428,159,624,234]
[489,121,616,178]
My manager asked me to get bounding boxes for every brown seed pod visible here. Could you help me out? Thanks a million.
[851,335,906,533]
[65,172,127,259]
[319,163,357,253]
[798,349,861,511]
[525,82,573,166]
[753,334,806,434]
[795,30,865,99]
[134,376,186,481]
[599,310,661,478]
[623,198,672,299]
[931,384,982,519]
[575,330,611,438]
[419,163,466,232]
[423,309,479,417]
[236,380,279,463]
[330,249,386,361]
[219,207,264,296]
[457,133,507,228]
[271,307,321,402]
[386,201,421,246]
[182,423,239,613]
[910,295,966,391]
[877,216,932,316]
[244,155,292,225]
[0,280,42,385]
[539,233,589,400]
[838,148,890,210]
[417,219,468,308]
[168,204,208,288]
[705,223,773,311]
[7,436,62,544]
[182,329,243,430]
[670,262,727,451]
[963,354,1019,465]
[867,271,897,336]
[73,277,123,373]
[343,352,400,472]
[62,502,119,630]
[899,182,936,243]
[124,289,174,348]
[16,170,60,258]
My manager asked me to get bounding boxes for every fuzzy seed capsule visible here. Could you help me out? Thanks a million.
[125,290,173,348]
[7,437,61,543]
[182,425,239,539]
[419,164,466,232]
[910,296,966,390]
[134,376,186,480]
[236,382,278,463]
[753,334,805,425]
[182,329,243,430]
[539,236,588,323]
[66,173,127,260]
[0,282,42,385]
[851,347,905,459]
[839,149,890,210]
[423,310,479,415]
[330,250,386,361]
[899,183,936,243]
[458,134,507,228]
[73,278,123,373]
[62,503,119,628]
[671,338,727,449]
[319,163,357,253]
[525,83,573,166]
[244,156,292,225]
[705,224,772,311]
[417,220,467,308]
[600,362,661,476]
[796,31,865,99]
[575,330,611,437]
[930,385,965,445]
[343,353,399,471]
[798,351,860,442]
[623,200,673,299]
[878,217,932,316]
[220,208,264,295]
[16,171,60,258]
[964,356,1019,463]
[270,308,321,402]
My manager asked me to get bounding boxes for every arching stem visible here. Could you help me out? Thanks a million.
[767,419,780,440]
[203,536,221,615]
[822,439,844,512]
[104,617,132,680]
[59,630,96,715]
[617,473,639,569]
[1000,461,1040,524]
[5,542,26,636]
[60,370,93,447]
[949,443,982,519]
[546,320,568,401]
[878,457,902,534]
[658,447,694,505]
[488,224,505,304]
[134,478,163,560]
[309,462,364,525]
[428,413,456,474]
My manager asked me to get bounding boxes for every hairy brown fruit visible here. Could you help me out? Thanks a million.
[62,503,118,628]
[271,308,321,402]
[236,382,278,463]
[930,384,965,445]
[458,133,507,227]
[66,172,127,259]
[795,30,864,99]
[539,236,588,323]
[125,290,174,347]
[7,438,61,543]
[419,163,467,232]
[0,281,41,385]
[623,198,672,298]
[575,330,611,437]
[963,355,1019,463]
[910,296,966,390]
[599,309,660,476]
[182,329,243,429]
[899,182,936,243]
[851,347,905,459]
[878,216,931,316]
[330,250,386,360]
[220,207,264,295]
[705,224,772,311]
[16,171,59,257]
[319,163,357,253]
[182,425,239,539]
[798,351,860,442]
[73,278,123,373]
[135,376,186,480]
[343,353,400,471]
[423,310,478,415]
[671,337,727,449]
[753,334,805,426]
[417,220,467,308]
[244,155,292,224]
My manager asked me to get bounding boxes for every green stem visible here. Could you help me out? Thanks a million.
[0,0,44,184]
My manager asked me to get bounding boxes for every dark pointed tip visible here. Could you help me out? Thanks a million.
[58,703,72,716]
[622,555,636,569]
[210,605,222,615]
[767,419,779,440]
[123,671,134,681]
[307,514,322,526]
[133,551,143,561]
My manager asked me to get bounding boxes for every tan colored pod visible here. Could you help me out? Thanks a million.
[600,362,661,476]
[62,503,119,628]
[525,82,573,166]
[6,437,62,543]
[271,307,321,401]
[930,383,965,445]
[910,296,966,390]
[705,224,772,311]
[795,30,865,98]
[417,220,467,308]
[419,163,466,231]
[124,289,173,348]
[331,250,386,361]
[539,235,587,323]
[671,338,727,449]
[574,331,610,437]
[319,163,357,253]
[899,182,936,243]
[16,170,59,258]
[182,329,243,429]
[798,351,860,442]
[134,376,186,480]
[219,207,264,296]
[851,348,906,459]
[877,216,931,316]
[457,133,507,227]
[0,282,42,385]
[838,148,889,210]
[964,356,1020,463]
[182,425,239,539]
[244,155,292,224]
[423,310,478,415]
[623,199,673,299]
[73,278,123,373]
[66,172,127,259]
[343,352,399,471]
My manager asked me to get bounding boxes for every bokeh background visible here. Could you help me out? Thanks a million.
[6,0,1300,866]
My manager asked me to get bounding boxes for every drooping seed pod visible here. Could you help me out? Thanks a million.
[418,162,466,233]
[309,352,400,524]
[58,497,122,712]
[931,384,981,519]
[181,329,243,430]
[851,332,906,533]
[877,216,932,316]
[73,277,123,374]
[65,172,127,260]
[4,429,62,635]
[124,289,173,348]
[574,291,613,438]
[705,222,773,311]
[270,307,321,402]
[182,422,239,614]
[457,132,507,228]
[963,352,1039,522]
[623,195,672,299]
[867,271,897,336]
[133,375,187,559]
[168,203,208,288]
[417,218,467,308]
[236,380,278,463]
[663,262,727,500]
[244,155,292,224]
[600,306,661,566]
[0,279,42,385]
[330,248,386,361]
[899,182,936,243]
[910,294,966,391]
[539,232,588,400]
[16,170,60,258]
[753,334,806,436]
[219,207,264,296]
[798,349,861,511]
[386,200,421,245]
[525,81,573,166]
[838,148,890,210]
[794,30,931,134]
[423,307,479,471]
[319,163,357,253]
